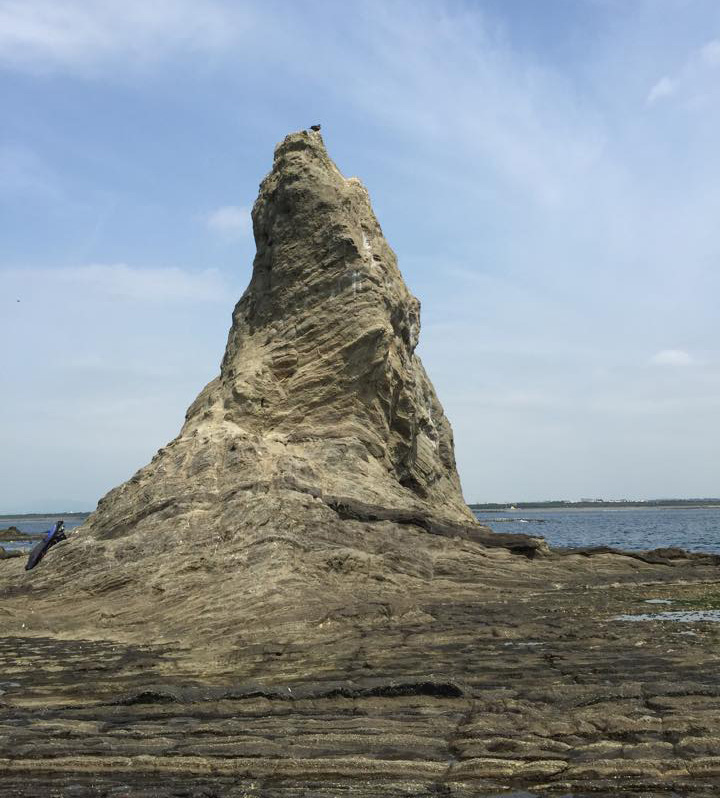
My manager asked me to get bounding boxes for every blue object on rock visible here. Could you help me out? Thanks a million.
[25,520,67,571]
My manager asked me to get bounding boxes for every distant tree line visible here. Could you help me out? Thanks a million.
[469,499,720,510]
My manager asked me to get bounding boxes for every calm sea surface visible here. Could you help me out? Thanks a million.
[473,507,720,553]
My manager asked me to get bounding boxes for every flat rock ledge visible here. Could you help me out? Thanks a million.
[2,546,720,797]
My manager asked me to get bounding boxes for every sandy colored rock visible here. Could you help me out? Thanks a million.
[93,129,476,539]
[0,130,544,654]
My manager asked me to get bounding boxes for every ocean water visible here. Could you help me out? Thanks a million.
[473,507,720,553]
[3,509,720,555]
[0,516,87,552]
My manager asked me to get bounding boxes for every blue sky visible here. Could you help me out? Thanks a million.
[1,0,719,511]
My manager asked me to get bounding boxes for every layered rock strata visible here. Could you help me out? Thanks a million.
[93,129,476,542]
[2,554,720,797]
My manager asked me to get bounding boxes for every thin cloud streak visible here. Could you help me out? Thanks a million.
[206,205,251,238]
[645,36,720,107]
[650,349,695,367]
[646,76,677,105]
[3,264,231,303]
[0,0,246,73]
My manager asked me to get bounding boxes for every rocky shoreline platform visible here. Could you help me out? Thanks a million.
[2,131,719,797]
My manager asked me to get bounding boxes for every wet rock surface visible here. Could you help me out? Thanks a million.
[1,132,719,795]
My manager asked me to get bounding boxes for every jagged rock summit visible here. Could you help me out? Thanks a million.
[90,129,476,542]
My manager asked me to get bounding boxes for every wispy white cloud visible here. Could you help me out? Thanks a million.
[649,349,695,367]
[206,205,251,238]
[646,76,677,106]
[4,264,230,303]
[58,264,229,303]
[0,1,606,208]
[700,39,720,67]
[311,3,607,208]
[645,37,720,108]
[0,0,247,74]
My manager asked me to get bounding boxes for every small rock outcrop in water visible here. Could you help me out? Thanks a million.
[0,526,22,541]
[88,131,484,540]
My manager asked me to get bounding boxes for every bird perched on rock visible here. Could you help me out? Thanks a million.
[310,124,321,131]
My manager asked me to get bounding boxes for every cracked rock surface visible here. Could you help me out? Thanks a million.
[1,131,719,796]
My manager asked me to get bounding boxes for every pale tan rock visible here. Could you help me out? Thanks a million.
[87,130,476,545]
[0,130,551,654]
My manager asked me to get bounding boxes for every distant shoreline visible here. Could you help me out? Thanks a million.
[0,512,91,520]
[470,500,720,511]
[3,502,720,517]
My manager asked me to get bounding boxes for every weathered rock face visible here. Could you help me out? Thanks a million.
[0,130,532,654]
[88,130,475,541]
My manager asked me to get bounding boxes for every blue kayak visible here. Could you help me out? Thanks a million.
[25,520,67,571]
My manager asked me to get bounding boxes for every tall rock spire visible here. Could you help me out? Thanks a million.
[4,131,547,658]
[88,130,475,541]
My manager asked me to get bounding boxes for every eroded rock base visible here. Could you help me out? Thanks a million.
[3,565,720,797]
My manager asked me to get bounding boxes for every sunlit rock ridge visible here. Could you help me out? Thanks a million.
[89,129,477,541]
